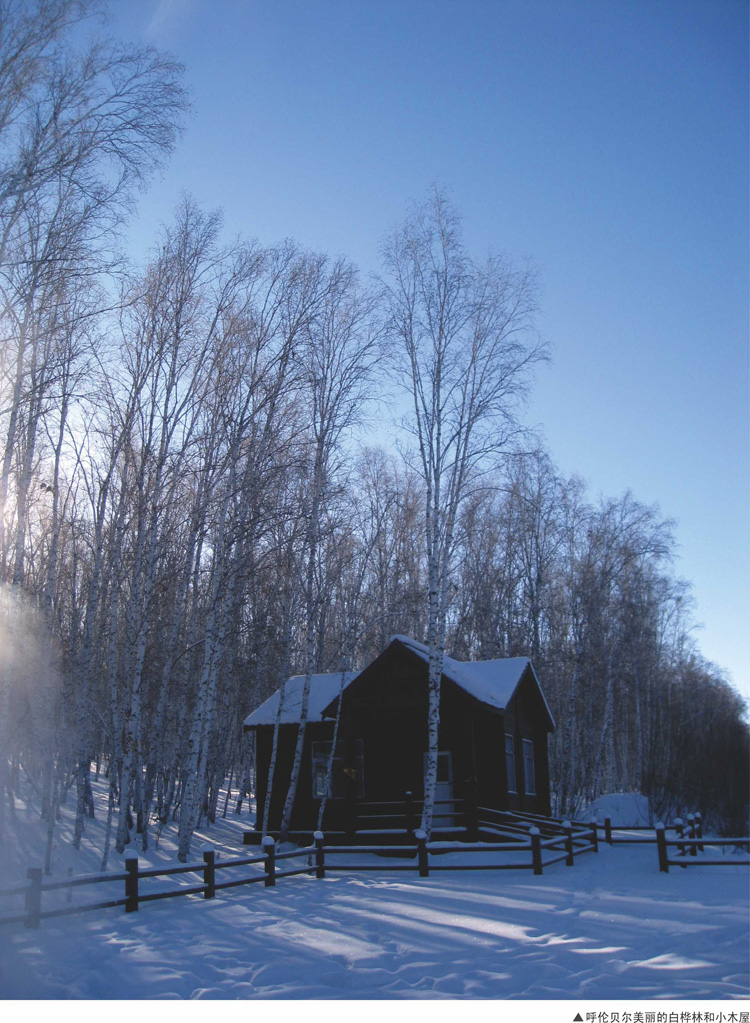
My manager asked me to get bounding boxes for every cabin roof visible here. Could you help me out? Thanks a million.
[388,635,555,728]
[244,636,555,730]
[244,671,359,728]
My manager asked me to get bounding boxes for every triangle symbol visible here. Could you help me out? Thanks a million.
[574,1016,583,1021]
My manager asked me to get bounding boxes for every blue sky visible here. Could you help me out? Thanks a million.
[108,0,748,698]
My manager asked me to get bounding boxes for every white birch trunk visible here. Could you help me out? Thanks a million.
[261,591,298,836]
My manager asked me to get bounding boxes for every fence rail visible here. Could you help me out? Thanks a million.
[0,817,599,928]
[655,825,750,872]
[2,811,746,929]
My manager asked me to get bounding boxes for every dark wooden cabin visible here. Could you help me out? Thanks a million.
[243,670,359,841]
[244,635,555,842]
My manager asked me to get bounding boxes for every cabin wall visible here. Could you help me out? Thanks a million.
[437,683,486,804]
[252,721,335,833]
[503,672,552,815]
[250,649,553,837]
[339,654,553,815]
[345,651,429,801]
[472,708,507,811]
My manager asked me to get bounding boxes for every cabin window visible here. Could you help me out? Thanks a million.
[505,734,517,793]
[522,739,536,795]
[311,740,364,799]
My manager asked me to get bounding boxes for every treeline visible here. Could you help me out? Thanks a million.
[0,2,746,865]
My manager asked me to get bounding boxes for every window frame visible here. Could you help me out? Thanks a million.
[311,739,364,800]
[522,738,536,796]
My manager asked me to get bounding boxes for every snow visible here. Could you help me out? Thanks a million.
[244,637,555,731]
[1,842,747,1000]
[390,634,554,725]
[584,791,653,826]
[0,781,748,1001]
[243,670,359,727]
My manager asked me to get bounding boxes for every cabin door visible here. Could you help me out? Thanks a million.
[424,751,455,828]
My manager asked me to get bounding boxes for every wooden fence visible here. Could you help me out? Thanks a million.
[599,812,704,846]
[0,819,597,929]
[2,813,747,930]
[654,823,750,872]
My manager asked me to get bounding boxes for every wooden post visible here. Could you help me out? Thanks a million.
[695,811,703,852]
[263,836,276,887]
[687,814,699,855]
[202,846,216,899]
[415,829,429,877]
[674,818,685,858]
[125,853,139,913]
[405,790,415,837]
[604,817,613,845]
[314,831,325,879]
[530,827,543,875]
[25,867,42,929]
[563,821,574,866]
[656,822,669,873]
[590,821,599,853]
[688,814,698,856]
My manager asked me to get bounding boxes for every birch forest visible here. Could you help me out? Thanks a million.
[0,1,746,866]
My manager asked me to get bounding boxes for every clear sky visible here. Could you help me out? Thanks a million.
[107,0,749,699]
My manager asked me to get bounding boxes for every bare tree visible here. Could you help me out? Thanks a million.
[278,258,380,842]
[0,1,187,261]
[381,189,544,835]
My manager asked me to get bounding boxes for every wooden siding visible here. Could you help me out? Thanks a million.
[248,643,553,835]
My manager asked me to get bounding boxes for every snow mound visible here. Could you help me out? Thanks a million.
[582,792,653,826]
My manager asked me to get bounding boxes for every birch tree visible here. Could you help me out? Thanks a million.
[0,0,186,564]
[278,258,380,841]
[381,190,544,835]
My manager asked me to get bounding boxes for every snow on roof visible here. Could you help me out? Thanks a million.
[244,671,359,728]
[390,634,555,726]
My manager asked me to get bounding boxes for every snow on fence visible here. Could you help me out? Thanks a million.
[1,814,746,929]
[0,821,597,929]
[654,824,750,872]
[599,812,705,847]
[309,820,595,878]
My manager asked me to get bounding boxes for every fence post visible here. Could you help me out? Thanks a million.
[202,846,216,899]
[263,836,276,887]
[415,829,429,877]
[125,852,139,913]
[695,812,703,852]
[563,821,574,866]
[25,867,42,929]
[590,820,599,853]
[405,791,414,838]
[674,818,685,859]
[687,814,697,856]
[314,831,325,879]
[530,827,543,875]
[604,817,613,845]
[656,822,669,873]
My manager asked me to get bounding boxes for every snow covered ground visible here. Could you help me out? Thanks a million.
[0,783,748,1001]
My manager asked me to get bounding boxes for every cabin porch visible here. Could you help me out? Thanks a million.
[243,784,552,847]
